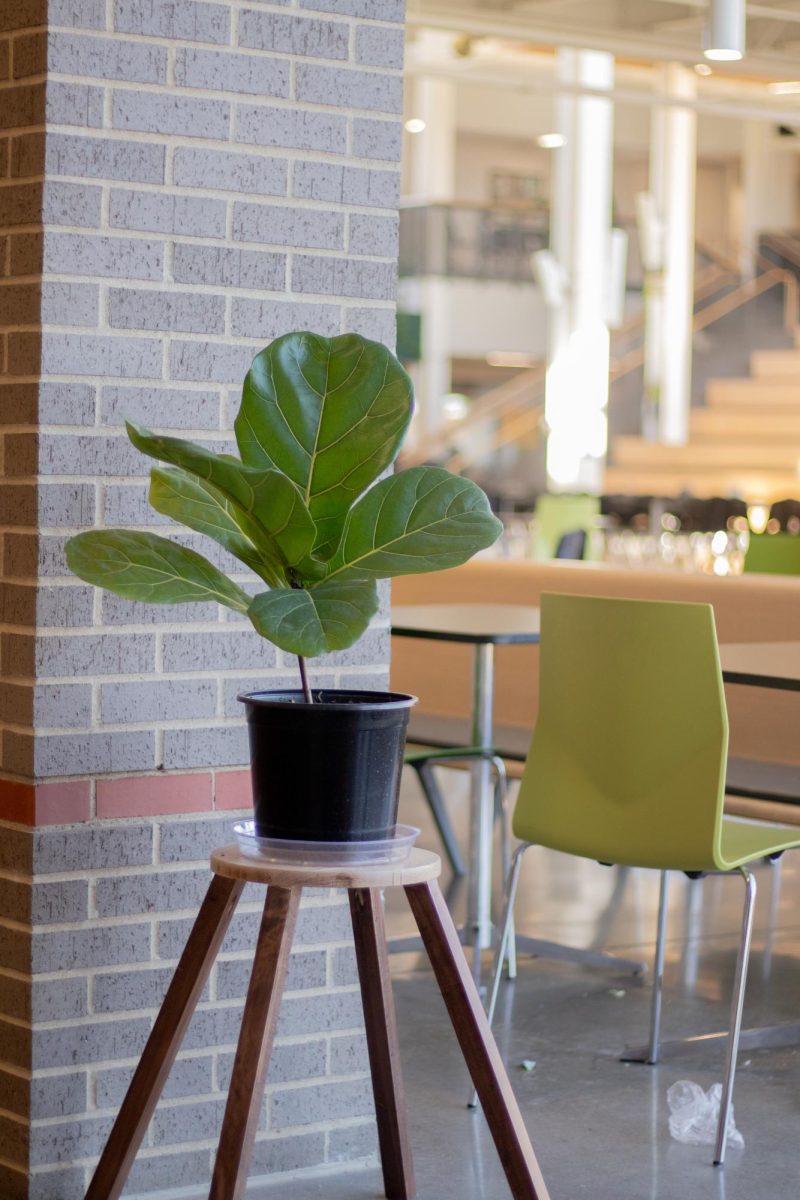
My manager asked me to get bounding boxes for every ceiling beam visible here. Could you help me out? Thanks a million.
[404,54,800,125]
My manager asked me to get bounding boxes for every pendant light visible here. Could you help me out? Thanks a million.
[703,0,746,62]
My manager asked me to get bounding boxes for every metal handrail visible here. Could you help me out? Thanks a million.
[410,256,799,473]
[475,263,800,466]
[401,262,734,470]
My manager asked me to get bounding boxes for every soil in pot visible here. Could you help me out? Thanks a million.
[240,690,417,842]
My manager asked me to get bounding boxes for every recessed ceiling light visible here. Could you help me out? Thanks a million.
[769,81,800,94]
[536,133,566,149]
[694,63,713,76]
[404,118,426,134]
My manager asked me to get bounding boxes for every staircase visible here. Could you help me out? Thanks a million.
[605,326,800,503]
[401,237,800,506]
[605,236,800,503]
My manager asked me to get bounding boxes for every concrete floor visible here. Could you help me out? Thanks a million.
[257,770,800,1200]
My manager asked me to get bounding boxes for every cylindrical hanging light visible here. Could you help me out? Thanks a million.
[704,0,746,61]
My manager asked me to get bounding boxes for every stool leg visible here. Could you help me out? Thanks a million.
[349,888,416,1200]
[405,880,550,1200]
[209,885,300,1200]
[86,874,244,1200]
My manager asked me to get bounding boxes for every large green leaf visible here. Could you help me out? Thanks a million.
[325,467,503,581]
[149,466,268,579]
[65,530,251,612]
[247,579,379,657]
[126,422,316,577]
[235,332,414,558]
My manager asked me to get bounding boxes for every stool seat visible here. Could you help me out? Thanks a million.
[210,844,441,889]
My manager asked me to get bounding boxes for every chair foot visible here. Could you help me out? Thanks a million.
[713,868,757,1168]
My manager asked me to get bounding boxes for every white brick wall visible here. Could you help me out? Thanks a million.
[2,0,404,785]
[0,3,407,1195]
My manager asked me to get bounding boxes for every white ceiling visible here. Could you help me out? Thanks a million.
[407,0,800,80]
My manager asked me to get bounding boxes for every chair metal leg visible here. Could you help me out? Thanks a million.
[469,843,530,1109]
[762,855,782,979]
[413,762,467,877]
[714,867,757,1167]
[492,757,517,979]
[647,871,669,1064]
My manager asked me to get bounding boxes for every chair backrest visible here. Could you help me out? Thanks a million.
[512,593,729,872]
[744,532,800,576]
[768,498,800,532]
[554,529,587,560]
[532,494,600,560]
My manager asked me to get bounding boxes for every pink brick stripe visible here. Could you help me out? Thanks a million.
[215,769,253,810]
[37,780,92,824]
[0,780,91,825]
[0,771,253,824]
[97,772,213,819]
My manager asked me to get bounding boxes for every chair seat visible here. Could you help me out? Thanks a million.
[719,815,800,869]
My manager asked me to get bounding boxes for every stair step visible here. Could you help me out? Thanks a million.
[751,350,800,378]
[604,466,800,502]
[613,437,800,469]
[707,378,800,406]
[690,408,800,438]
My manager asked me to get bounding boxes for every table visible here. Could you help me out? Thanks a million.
[392,604,541,960]
[392,603,645,981]
[624,639,800,1063]
[86,847,550,1200]
[720,640,800,692]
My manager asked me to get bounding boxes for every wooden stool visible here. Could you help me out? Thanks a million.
[86,847,550,1200]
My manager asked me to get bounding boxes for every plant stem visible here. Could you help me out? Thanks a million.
[297,655,313,704]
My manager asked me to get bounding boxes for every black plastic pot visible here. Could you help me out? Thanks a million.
[239,690,417,842]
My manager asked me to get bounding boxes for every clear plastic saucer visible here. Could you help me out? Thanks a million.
[232,822,420,866]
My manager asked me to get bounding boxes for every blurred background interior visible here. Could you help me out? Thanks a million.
[396,0,800,571]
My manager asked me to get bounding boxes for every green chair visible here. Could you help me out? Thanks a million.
[743,532,800,575]
[532,493,600,561]
[482,592,800,1165]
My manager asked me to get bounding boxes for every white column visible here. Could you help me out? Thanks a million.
[740,120,799,278]
[636,102,667,441]
[545,48,614,493]
[408,76,456,203]
[653,64,697,446]
[405,60,457,439]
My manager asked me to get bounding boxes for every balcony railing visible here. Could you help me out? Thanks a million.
[399,202,549,283]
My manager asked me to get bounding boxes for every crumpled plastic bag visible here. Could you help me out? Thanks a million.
[666,1080,744,1150]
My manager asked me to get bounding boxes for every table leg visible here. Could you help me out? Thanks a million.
[349,888,416,1200]
[209,885,300,1200]
[405,879,550,1200]
[468,643,496,972]
[86,874,244,1200]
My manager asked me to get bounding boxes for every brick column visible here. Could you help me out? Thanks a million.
[0,3,406,1196]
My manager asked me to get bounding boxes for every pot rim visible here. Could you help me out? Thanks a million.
[238,688,418,712]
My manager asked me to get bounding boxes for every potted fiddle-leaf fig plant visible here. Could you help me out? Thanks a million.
[66,331,502,842]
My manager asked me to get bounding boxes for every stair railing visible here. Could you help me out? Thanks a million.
[401,260,735,472]
[404,238,800,474]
